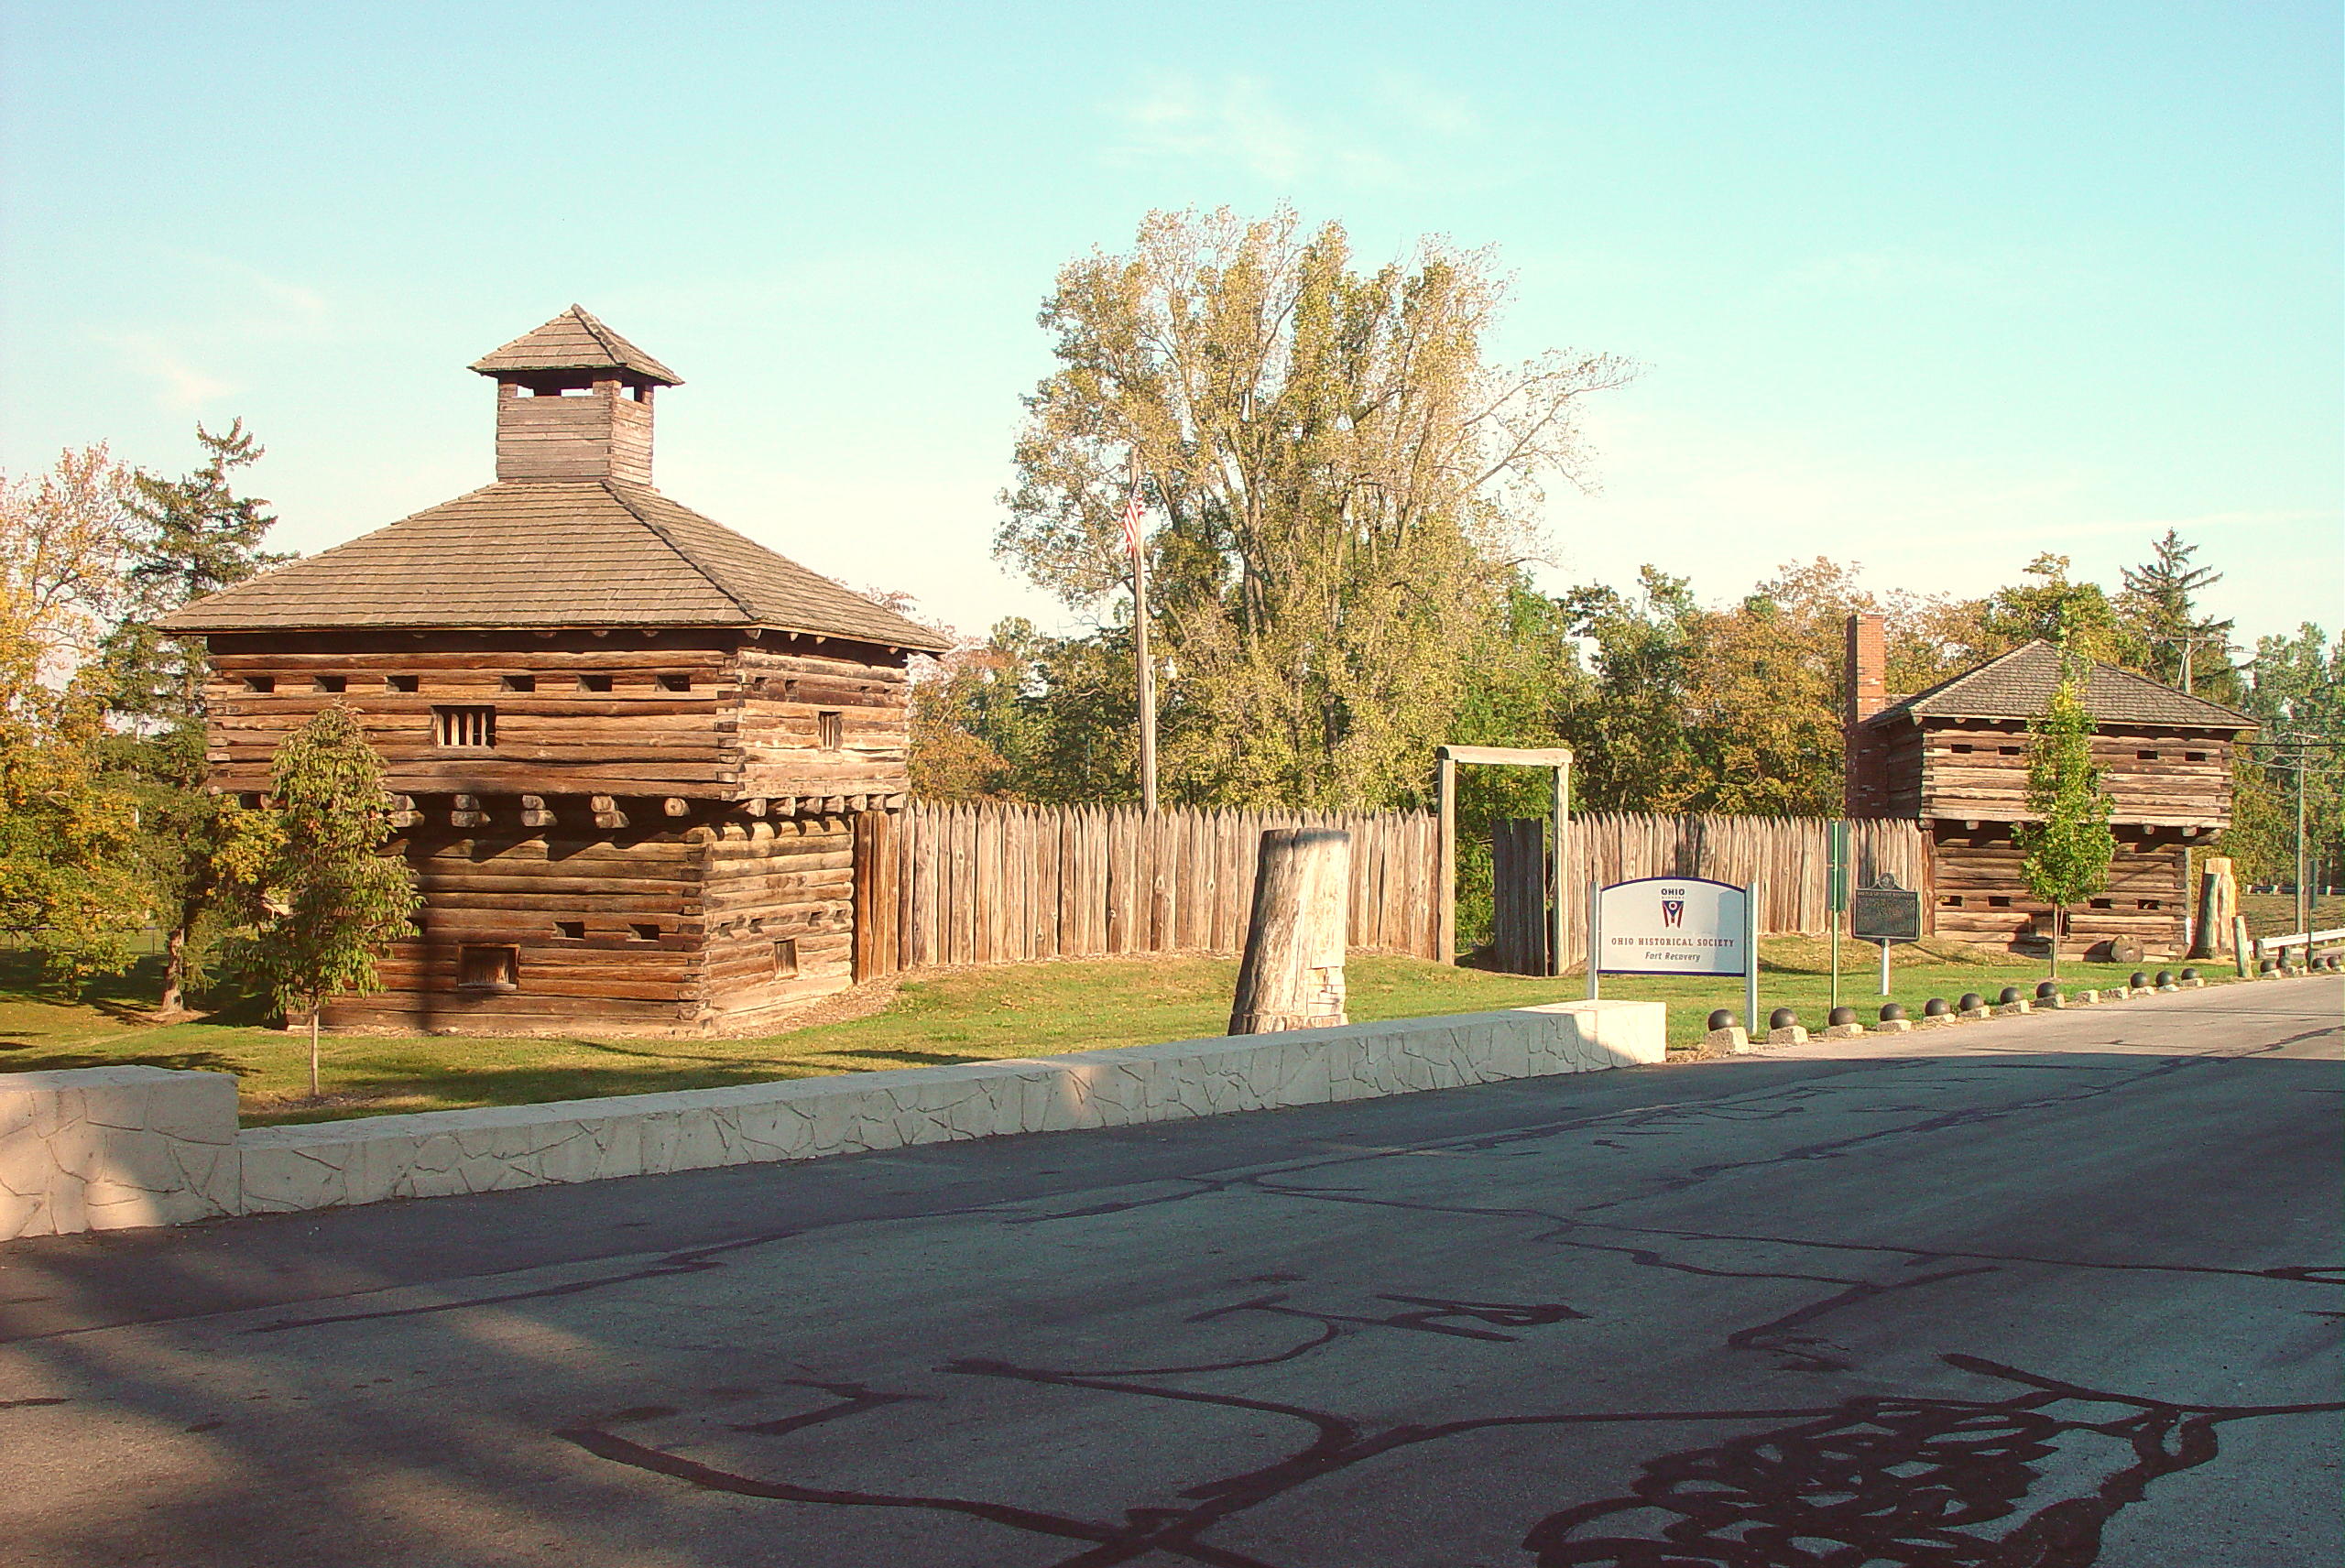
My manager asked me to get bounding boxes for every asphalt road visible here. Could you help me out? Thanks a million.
[4,979,2340,1568]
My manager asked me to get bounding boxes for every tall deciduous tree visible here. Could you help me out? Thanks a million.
[2014,630,2116,975]
[998,205,1633,811]
[222,707,419,1095]
[0,446,148,987]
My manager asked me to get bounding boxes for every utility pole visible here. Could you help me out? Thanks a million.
[1125,454,1158,814]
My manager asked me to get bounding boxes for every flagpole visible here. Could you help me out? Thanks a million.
[1128,457,1159,814]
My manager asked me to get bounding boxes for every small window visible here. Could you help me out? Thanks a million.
[656,673,690,692]
[457,945,518,991]
[1998,746,2022,756]
[1938,895,1964,908]
[236,792,265,811]
[555,920,585,940]
[578,672,613,692]
[502,673,536,693]
[1988,895,2013,909]
[243,675,274,693]
[314,675,346,693]
[2186,751,2208,762]
[772,938,799,977]
[387,674,419,693]
[433,706,496,747]
[818,710,844,750]
[2089,898,2114,909]
[2136,899,2163,910]
[629,922,661,942]
[2136,750,2158,761]
[1950,743,1974,754]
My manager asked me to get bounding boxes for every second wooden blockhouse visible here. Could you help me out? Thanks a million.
[162,307,951,1033]
[1842,613,2255,958]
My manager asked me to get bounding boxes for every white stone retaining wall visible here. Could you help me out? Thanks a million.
[4,1000,1663,1239]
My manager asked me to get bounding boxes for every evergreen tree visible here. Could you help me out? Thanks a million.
[221,707,419,1096]
[2014,628,2117,975]
[2119,530,2236,697]
[91,420,289,1013]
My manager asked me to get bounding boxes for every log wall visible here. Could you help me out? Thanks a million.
[1864,714,2239,831]
[1930,825,2187,954]
[201,629,911,805]
[701,815,857,1020]
[329,828,710,1032]
[732,644,911,804]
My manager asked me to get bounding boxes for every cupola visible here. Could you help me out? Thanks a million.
[469,305,682,485]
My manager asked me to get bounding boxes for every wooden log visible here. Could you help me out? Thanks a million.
[2190,855,2236,958]
[664,797,691,817]
[1229,828,1349,1035]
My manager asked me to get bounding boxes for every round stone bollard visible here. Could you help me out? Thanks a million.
[1822,1004,1865,1040]
[1924,996,1951,1016]
[2180,966,2199,982]
[1881,1002,1907,1021]
[1765,1007,1806,1045]
[1958,992,1985,1017]
[2129,971,2150,991]
[1701,1007,1750,1052]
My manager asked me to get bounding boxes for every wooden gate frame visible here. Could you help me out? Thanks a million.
[1434,744,1574,970]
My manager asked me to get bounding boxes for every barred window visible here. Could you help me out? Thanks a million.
[773,938,799,978]
[818,710,844,750]
[457,945,518,991]
[433,706,496,748]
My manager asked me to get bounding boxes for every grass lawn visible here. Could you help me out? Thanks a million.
[1,933,2250,1127]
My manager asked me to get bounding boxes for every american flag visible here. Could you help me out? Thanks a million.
[1119,479,1147,561]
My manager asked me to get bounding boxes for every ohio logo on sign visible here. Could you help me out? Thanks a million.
[1662,898,1685,927]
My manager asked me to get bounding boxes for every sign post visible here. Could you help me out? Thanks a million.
[1827,821,1849,1016]
[1744,879,1760,1041]
[1850,874,1923,997]
[1586,877,1602,1001]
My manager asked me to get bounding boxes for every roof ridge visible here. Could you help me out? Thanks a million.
[598,479,762,622]
[569,305,627,364]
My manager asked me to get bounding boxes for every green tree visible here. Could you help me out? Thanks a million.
[2223,624,2342,887]
[0,445,148,988]
[2013,631,2117,975]
[998,205,1633,811]
[1976,552,2143,668]
[87,421,288,1013]
[2119,530,2236,698]
[222,707,419,1095]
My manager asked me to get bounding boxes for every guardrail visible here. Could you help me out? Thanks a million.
[2256,927,2345,955]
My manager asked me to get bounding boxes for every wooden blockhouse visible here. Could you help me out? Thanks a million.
[1841,614,2255,957]
[161,307,950,1033]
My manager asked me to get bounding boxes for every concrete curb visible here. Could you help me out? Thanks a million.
[5,1001,1664,1238]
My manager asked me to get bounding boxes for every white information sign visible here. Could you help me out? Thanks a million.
[1596,877,1751,976]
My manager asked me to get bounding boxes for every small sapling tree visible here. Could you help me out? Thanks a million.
[223,707,418,1096]
[2015,631,2116,975]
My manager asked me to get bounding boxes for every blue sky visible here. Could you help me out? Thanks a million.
[4,1,2337,648]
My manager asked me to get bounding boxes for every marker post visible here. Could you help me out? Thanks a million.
[1744,879,1760,1040]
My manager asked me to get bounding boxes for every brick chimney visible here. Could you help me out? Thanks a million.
[1844,613,1889,816]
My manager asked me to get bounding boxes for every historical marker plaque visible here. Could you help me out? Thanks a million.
[1851,881,1923,943]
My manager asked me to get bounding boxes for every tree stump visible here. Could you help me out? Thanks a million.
[1229,828,1349,1035]
[2189,855,2236,959]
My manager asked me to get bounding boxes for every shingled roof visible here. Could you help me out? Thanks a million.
[468,306,682,386]
[1872,640,2255,731]
[158,479,951,649]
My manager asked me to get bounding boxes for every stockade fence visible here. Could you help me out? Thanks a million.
[853,802,1440,978]
[855,800,1929,981]
[1498,811,1931,975]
